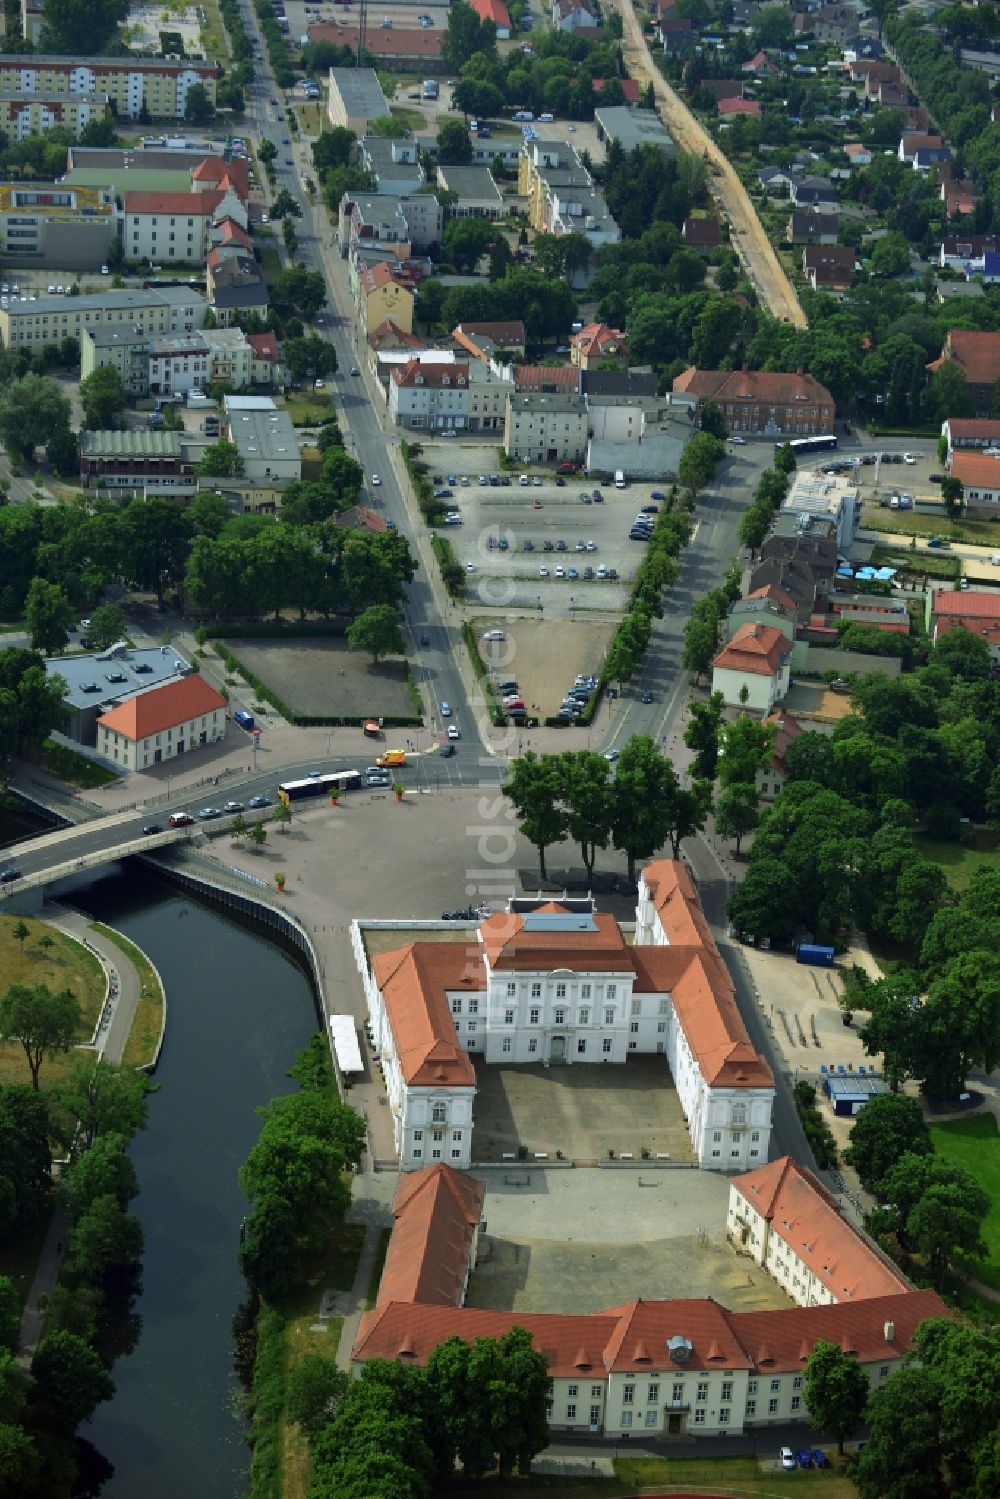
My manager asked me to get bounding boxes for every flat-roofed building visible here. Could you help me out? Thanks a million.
[0,283,207,352]
[504,390,588,462]
[435,164,504,219]
[0,54,217,119]
[79,428,194,491]
[0,180,118,270]
[326,67,389,135]
[46,642,194,748]
[224,395,301,482]
[594,103,677,155]
[357,135,425,196]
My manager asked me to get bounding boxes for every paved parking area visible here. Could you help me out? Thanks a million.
[465,1168,792,1314]
[472,1055,696,1164]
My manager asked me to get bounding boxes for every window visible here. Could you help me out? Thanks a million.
[732,1103,747,1126]
[792,1376,802,1390]
[554,1008,565,1025]
[567,1385,578,1398]
[658,998,669,1015]
[604,1007,615,1025]
[432,1103,446,1123]
[579,1007,590,1024]
[607,984,617,998]
[502,1037,512,1054]
[791,1396,801,1412]
[713,1131,722,1143]
[507,982,517,997]
[469,999,478,1015]
[504,1008,514,1025]
[529,1007,540,1024]
[566,1404,576,1420]
[620,1411,632,1428]
[528,1038,538,1054]
[746,1399,756,1417]
[719,1408,730,1425]
[770,1379,781,1392]
[647,1384,658,1403]
[413,1130,423,1141]
[630,1022,639,1034]
[672,1383,684,1403]
[631,999,641,1017]
[721,1382,732,1402]
[452,1131,462,1142]
[412,1148,422,1158]
[645,1409,657,1427]
[657,1021,667,1033]
[622,1384,634,1404]
[581,983,591,999]
[451,1000,463,1016]
[694,1408,705,1425]
[748,1380,757,1395]
[556,982,566,998]
[590,1404,601,1425]
[879,1365,889,1379]
[696,1382,708,1402]
[768,1398,778,1414]
[751,1131,760,1143]
[577,1039,587,1054]
[602,1038,613,1054]
[531,982,541,997]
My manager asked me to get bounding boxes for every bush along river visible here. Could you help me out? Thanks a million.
[57,864,319,1499]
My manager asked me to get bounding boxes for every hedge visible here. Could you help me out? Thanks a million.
[461,622,505,726]
[205,620,348,639]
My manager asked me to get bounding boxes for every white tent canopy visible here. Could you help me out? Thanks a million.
[329,1015,364,1074]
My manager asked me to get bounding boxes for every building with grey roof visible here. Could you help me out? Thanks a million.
[587,430,687,480]
[593,105,677,156]
[435,164,504,219]
[357,135,425,196]
[224,396,301,482]
[0,283,207,352]
[504,391,588,463]
[81,325,153,396]
[327,67,390,135]
[79,428,198,492]
[46,641,192,747]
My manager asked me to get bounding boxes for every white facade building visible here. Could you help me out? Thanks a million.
[353,861,775,1173]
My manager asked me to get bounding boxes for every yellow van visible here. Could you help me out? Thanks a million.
[376,749,406,767]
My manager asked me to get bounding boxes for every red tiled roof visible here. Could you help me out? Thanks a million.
[673,365,834,409]
[950,452,1000,491]
[125,189,225,216]
[371,943,479,1088]
[454,320,525,344]
[712,622,794,676]
[471,0,511,26]
[392,358,470,389]
[763,711,805,771]
[193,155,250,200]
[932,587,1000,619]
[361,261,415,297]
[369,318,426,350]
[718,96,762,116]
[733,1158,910,1302]
[378,1165,485,1307]
[309,21,443,55]
[97,675,226,742]
[218,218,253,251]
[513,364,580,392]
[247,331,278,362]
[601,1299,752,1372]
[946,418,1000,439]
[728,1290,947,1373]
[592,77,640,102]
[570,322,628,359]
[748,584,798,612]
[355,1301,618,1375]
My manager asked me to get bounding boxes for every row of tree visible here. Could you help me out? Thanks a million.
[603,499,693,691]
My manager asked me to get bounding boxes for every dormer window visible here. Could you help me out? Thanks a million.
[443,376,451,385]
[415,375,424,385]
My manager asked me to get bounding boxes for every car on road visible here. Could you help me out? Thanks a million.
[779,1448,796,1471]
[440,700,452,716]
[929,473,943,483]
[142,824,162,836]
[371,473,381,486]
[447,724,460,739]
[198,807,221,820]
[641,504,659,514]
[224,801,245,813]
[281,135,290,144]
[465,562,476,573]
[596,564,608,578]
[629,528,651,541]
[440,743,456,757]
[650,491,666,502]
[532,476,542,486]
[350,366,359,376]
[0,867,23,883]
[729,435,746,444]
[313,378,324,389]
[532,498,543,508]
[555,476,565,486]
[604,749,619,762]
[554,565,565,577]
[567,566,578,579]
[80,617,91,630]
[248,794,271,808]
[583,565,594,578]
[366,770,391,785]
[641,690,653,703]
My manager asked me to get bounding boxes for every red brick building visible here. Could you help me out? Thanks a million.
[672,367,836,436]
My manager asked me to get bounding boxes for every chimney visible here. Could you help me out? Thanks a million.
[883,1320,895,1343]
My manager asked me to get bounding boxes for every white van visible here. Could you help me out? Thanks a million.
[614,470,626,489]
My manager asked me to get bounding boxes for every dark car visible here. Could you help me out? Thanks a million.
[198,807,222,820]
[629,528,651,541]
[641,504,659,514]
[440,743,456,757]
[811,1450,831,1469]
[0,867,23,883]
[640,691,653,704]
[650,490,666,501]
[796,1451,813,1469]
[248,794,271,808]
[141,823,162,835]
[929,473,943,483]
[434,488,453,498]
[79,636,94,648]
[555,476,565,486]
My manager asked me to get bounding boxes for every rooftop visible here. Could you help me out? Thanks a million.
[673,366,835,408]
[378,1165,485,1308]
[45,643,192,713]
[80,429,182,459]
[932,587,1000,619]
[227,403,299,463]
[593,104,676,155]
[950,451,1000,489]
[327,65,389,116]
[435,164,502,202]
[712,622,794,676]
[0,181,114,215]
[0,52,216,73]
[2,285,205,319]
[97,673,227,741]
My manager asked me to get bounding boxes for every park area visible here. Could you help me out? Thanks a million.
[915,830,1000,891]
[0,913,106,1087]
[930,1113,1000,1292]
[219,636,417,723]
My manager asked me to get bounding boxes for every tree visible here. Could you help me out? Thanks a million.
[46,426,79,477]
[868,231,912,280]
[718,714,776,787]
[926,360,972,425]
[751,3,794,46]
[803,1339,870,1455]
[715,782,759,854]
[428,1327,551,1479]
[248,820,268,851]
[678,431,724,495]
[63,1193,144,1291]
[24,577,73,655]
[88,602,127,651]
[41,0,128,52]
[311,127,354,175]
[939,475,964,518]
[0,1278,21,1354]
[682,616,719,683]
[878,1153,989,1286]
[917,950,1000,1098]
[0,374,71,466]
[856,1367,944,1499]
[684,692,724,780]
[60,1133,139,1222]
[49,1058,149,1157]
[504,754,567,881]
[270,266,327,321]
[119,497,191,612]
[286,1354,349,1445]
[442,1,496,70]
[79,365,126,430]
[0,1423,39,1493]
[11,922,29,952]
[196,439,244,478]
[700,399,726,439]
[0,648,67,762]
[911,1319,1000,1495]
[844,1092,931,1192]
[0,983,80,1090]
[612,737,680,881]
[559,750,615,878]
[283,334,337,385]
[346,604,405,664]
[183,82,215,123]
[29,1330,115,1434]
[727,856,801,943]
[437,118,474,166]
[443,216,496,271]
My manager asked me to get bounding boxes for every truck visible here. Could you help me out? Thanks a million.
[422,78,439,99]
[614,469,626,489]
[376,749,406,767]
[234,708,255,732]
[796,943,836,967]
[362,718,383,739]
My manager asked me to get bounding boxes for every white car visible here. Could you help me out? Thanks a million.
[371,473,381,486]
[482,629,505,641]
[465,562,476,573]
[447,724,460,739]
[554,565,565,577]
[730,434,746,444]
[903,452,916,464]
[780,1448,796,1471]
[538,565,549,577]
[519,474,529,485]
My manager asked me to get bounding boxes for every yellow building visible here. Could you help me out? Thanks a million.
[0,54,217,120]
[357,261,414,336]
[0,92,111,139]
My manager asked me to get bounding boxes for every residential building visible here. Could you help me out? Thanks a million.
[724,593,797,648]
[849,59,900,96]
[124,184,247,264]
[787,210,838,245]
[513,363,581,394]
[20,0,43,44]
[728,1157,911,1308]
[593,105,676,156]
[948,451,1000,514]
[755,711,805,801]
[758,165,797,194]
[939,235,999,272]
[0,92,110,139]
[452,320,526,361]
[387,358,508,433]
[802,243,855,292]
[660,16,695,53]
[583,370,662,442]
[435,164,504,219]
[843,142,872,168]
[794,4,855,43]
[247,331,282,387]
[517,140,620,253]
[941,177,978,217]
[551,0,598,31]
[741,50,779,77]
[224,395,301,482]
[46,642,194,749]
[316,25,444,71]
[927,588,1000,666]
[326,67,389,135]
[148,328,254,399]
[592,78,640,105]
[718,96,761,118]
[941,417,1000,457]
[376,1165,485,1309]
[369,318,427,356]
[0,283,208,352]
[81,326,151,398]
[682,215,721,250]
[672,367,835,437]
[353,861,774,1174]
[97,674,226,771]
[357,135,425,196]
[0,54,217,118]
[207,252,268,324]
[0,181,118,270]
[570,321,628,369]
[913,145,952,173]
[928,330,1000,416]
[505,391,588,462]
[471,0,511,37]
[789,176,837,207]
[711,623,793,712]
[898,132,945,166]
[79,429,194,491]
[357,260,415,336]
[338,190,442,257]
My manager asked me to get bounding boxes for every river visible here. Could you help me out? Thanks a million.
[57,864,319,1499]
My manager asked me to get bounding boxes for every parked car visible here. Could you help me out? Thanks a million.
[796,1451,813,1469]
[0,867,23,883]
[223,801,245,813]
[440,701,452,716]
[811,1450,830,1469]
[780,1448,796,1471]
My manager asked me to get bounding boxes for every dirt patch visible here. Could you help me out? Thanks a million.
[476,616,614,717]
[219,636,417,721]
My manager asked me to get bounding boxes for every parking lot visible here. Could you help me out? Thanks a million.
[434,469,670,616]
[475,616,615,723]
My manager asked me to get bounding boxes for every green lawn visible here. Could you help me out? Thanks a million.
[438,1455,857,1497]
[914,830,1000,891]
[930,1114,1000,1291]
[38,737,118,788]
[285,391,331,426]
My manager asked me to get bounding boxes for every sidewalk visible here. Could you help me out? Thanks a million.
[43,903,143,1066]
[17,1201,69,1367]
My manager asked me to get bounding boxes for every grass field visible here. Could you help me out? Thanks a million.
[914,830,1000,891]
[0,914,105,1086]
[437,1454,857,1497]
[285,390,332,426]
[930,1114,1000,1291]
[90,922,164,1069]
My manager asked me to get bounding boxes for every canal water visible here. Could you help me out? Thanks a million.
[56,864,319,1499]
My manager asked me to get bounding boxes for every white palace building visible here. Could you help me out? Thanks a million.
[351,860,775,1172]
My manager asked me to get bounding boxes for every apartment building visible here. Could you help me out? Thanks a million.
[0,181,118,270]
[0,284,207,352]
[124,188,247,264]
[388,358,510,432]
[517,140,620,254]
[326,66,389,135]
[671,367,835,437]
[504,390,588,462]
[711,623,794,712]
[0,92,110,139]
[357,260,415,335]
[0,54,217,119]
[435,165,504,220]
[353,861,775,1173]
[356,135,425,196]
[148,328,255,399]
[338,189,442,257]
